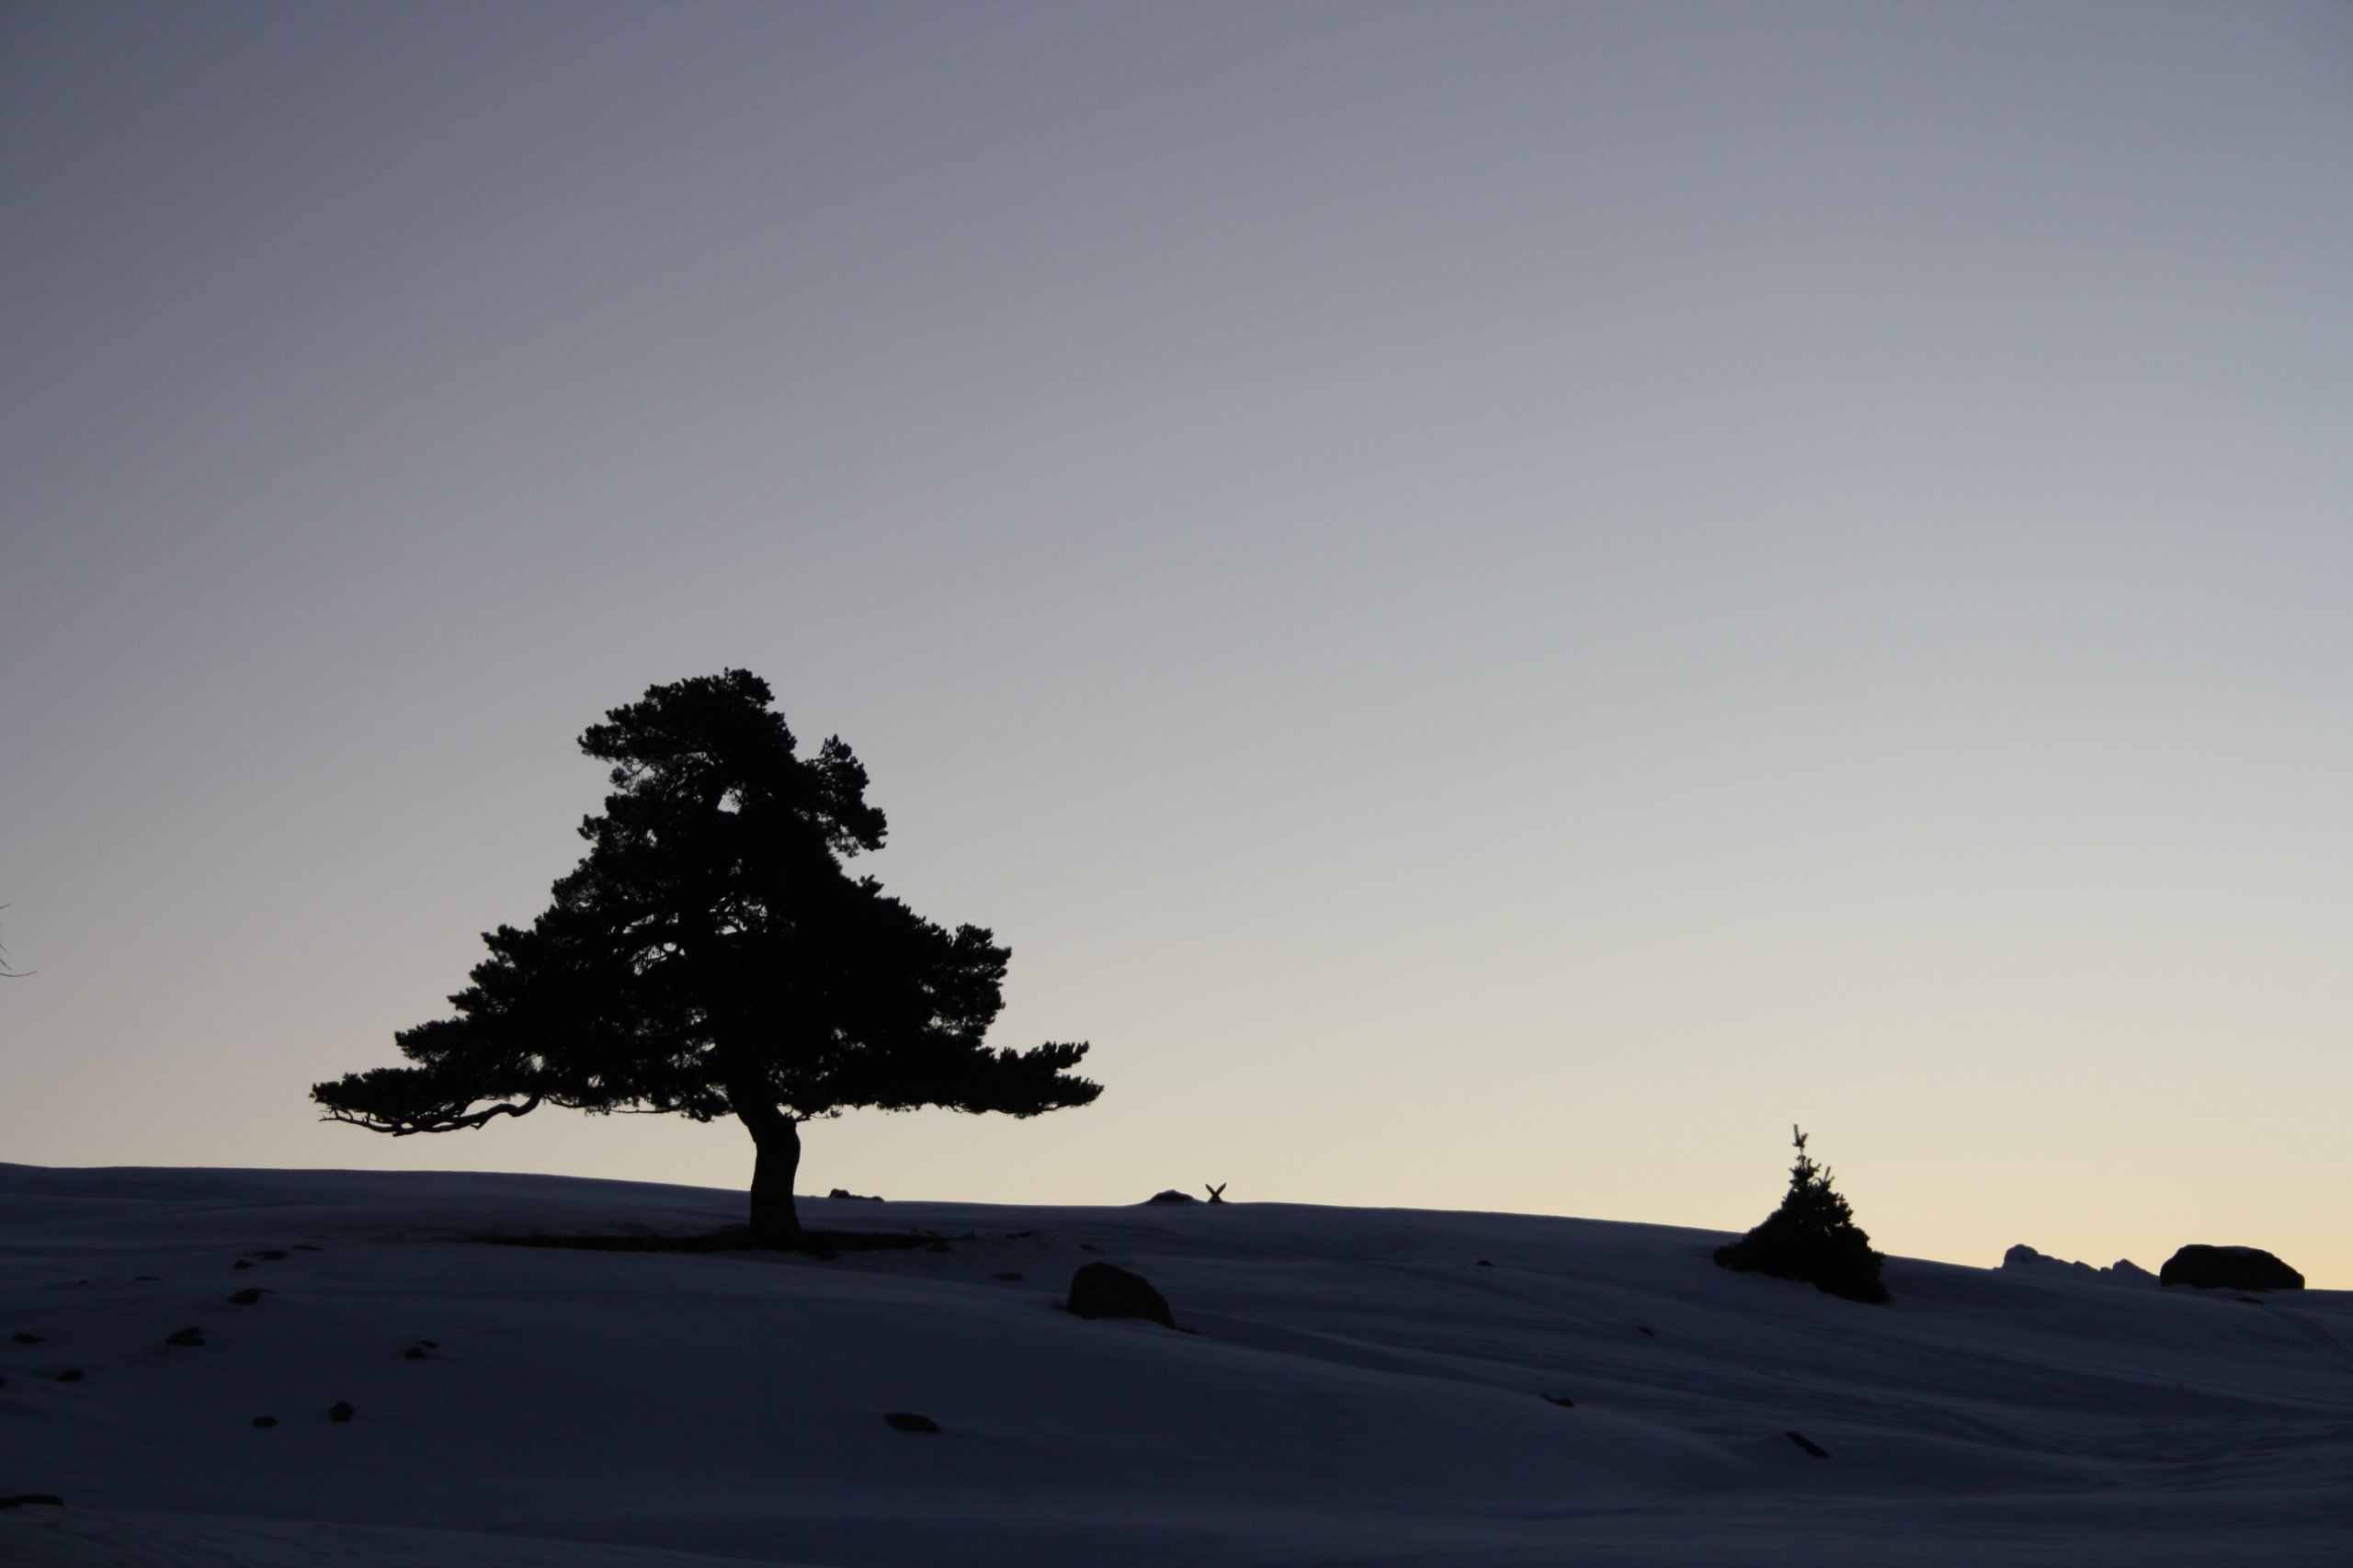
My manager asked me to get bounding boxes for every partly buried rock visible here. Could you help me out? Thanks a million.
[2001,1244,2159,1289]
[1144,1189,1195,1204]
[1066,1262,1175,1328]
[2159,1244,2304,1292]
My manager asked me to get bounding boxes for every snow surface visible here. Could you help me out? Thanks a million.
[3,1165,2348,1565]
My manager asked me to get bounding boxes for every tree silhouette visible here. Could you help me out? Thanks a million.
[1713,1126,1888,1303]
[312,671,1101,1244]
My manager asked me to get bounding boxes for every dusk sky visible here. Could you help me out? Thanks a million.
[4,2,2347,1284]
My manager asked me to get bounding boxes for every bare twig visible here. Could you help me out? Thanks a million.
[0,905,29,978]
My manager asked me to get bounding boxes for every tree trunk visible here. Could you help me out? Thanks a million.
[736,1101,802,1247]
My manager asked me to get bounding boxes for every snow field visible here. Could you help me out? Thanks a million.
[4,1165,2348,1565]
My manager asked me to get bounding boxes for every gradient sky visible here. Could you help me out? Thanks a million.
[5,2,2347,1284]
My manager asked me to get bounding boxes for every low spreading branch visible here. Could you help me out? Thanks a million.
[318,1094,543,1136]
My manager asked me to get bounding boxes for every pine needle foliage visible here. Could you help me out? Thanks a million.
[1713,1126,1889,1304]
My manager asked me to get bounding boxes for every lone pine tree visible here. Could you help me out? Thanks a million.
[312,670,1101,1244]
[1713,1126,1889,1303]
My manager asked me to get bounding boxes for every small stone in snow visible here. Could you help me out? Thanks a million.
[253,1416,278,1428]
[328,1401,355,1423]
[164,1326,205,1347]
[227,1289,270,1306]
[1786,1431,1831,1459]
[11,1332,44,1344]
[1067,1262,1176,1328]
[882,1412,940,1433]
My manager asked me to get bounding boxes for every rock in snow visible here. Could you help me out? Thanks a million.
[1065,1261,1176,1327]
[2159,1244,2305,1291]
[2000,1244,2159,1288]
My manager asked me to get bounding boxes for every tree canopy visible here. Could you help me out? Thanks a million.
[313,670,1100,1242]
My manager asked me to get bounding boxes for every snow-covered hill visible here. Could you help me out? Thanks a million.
[4,1165,2347,1565]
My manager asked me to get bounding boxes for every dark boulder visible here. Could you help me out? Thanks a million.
[328,1401,355,1423]
[2159,1244,2304,1291]
[881,1412,939,1433]
[1144,1189,1195,1204]
[1066,1262,1175,1328]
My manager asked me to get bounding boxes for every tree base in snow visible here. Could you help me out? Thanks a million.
[1714,1214,1889,1304]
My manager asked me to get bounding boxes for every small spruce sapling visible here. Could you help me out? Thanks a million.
[1713,1126,1889,1304]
